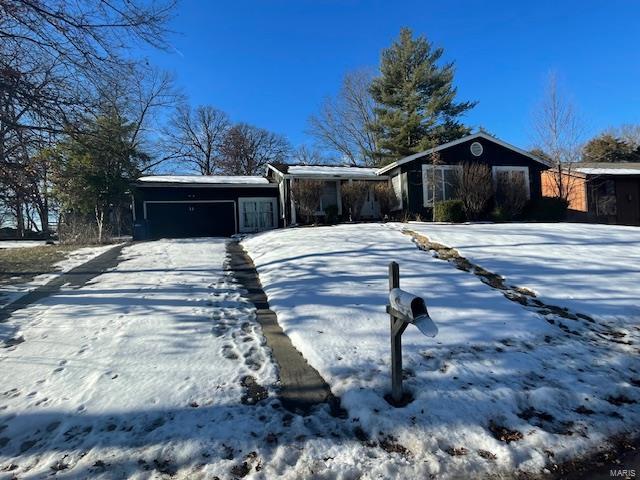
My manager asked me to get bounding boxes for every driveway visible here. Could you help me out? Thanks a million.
[0,239,392,479]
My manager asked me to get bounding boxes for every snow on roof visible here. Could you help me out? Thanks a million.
[572,163,640,176]
[377,132,552,174]
[274,164,382,178]
[137,175,271,185]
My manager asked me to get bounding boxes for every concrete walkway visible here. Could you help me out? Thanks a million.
[226,240,342,416]
[0,243,126,323]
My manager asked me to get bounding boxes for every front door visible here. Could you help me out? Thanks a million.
[616,179,640,225]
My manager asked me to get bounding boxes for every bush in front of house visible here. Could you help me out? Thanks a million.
[324,204,339,224]
[434,200,466,223]
[523,196,569,221]
[341,181,370,221]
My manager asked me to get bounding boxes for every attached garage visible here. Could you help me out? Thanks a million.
[132,176,280,240]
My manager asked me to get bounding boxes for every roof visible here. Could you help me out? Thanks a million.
[571,162,640,176]
[267,164,385,179]
[137,175,272,185]
[376,132,553,174]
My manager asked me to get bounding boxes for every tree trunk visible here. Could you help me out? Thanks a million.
[95,205,105,244]
[15,193,25,238]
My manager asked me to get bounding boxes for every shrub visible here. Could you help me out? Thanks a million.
[291,179,324,224]
[457,163,493,220]
[523,196,569,221]
[490,206,509,223]
[373,181,398,217]
[434,200,466,223]
[341,181,370,221]
[324,204,339,224]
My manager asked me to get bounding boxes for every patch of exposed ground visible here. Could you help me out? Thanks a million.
[0,245,89,285]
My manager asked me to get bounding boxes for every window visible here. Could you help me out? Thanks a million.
[391,174,403,210]
[422,165,462,206]
[239,198,277,233]
[590,179,616,216]
[492,166,530,199]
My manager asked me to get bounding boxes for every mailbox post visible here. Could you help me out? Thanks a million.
[386,261,438,404]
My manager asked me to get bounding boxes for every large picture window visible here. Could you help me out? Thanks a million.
[492,166,530,199]
[422,165,462,206]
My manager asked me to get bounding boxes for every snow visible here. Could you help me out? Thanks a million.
[287,165,381,178]
[0,241,48,249]
[137,175,270,184]
[244,223,640,478]
[0,238,412,479]
[0,244,117,308]
[574,167,640,175]
[404,222,640,329]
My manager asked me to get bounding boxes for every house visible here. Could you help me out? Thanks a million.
[377,132,551,218]
[132,175,281,239]
[541,163,640,226]
[132,132,550,239]
[131,167,388,239]
[265,164,388,225]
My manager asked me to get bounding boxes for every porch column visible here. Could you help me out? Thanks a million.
[290,178,297,224]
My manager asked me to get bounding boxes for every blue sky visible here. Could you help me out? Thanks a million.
[141,0,640,153]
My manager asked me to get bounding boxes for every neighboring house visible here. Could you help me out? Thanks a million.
[132,176,280,239]
[377,132,551,218]
[541,163,640,226]
[265,164,388,225]
[132,132,551,239]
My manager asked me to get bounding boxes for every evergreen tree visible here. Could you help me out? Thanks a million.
[368,28,476,163]
[582,133,638,163]
[53,111,149,242]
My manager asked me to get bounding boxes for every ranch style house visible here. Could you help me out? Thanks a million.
[132,132,553,239]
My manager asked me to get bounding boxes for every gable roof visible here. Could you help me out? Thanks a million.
[376,132,553,174]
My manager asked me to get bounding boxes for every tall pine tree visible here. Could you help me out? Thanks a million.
[368,28,476,163]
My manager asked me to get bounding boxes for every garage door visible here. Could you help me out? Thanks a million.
[145,201,236,238]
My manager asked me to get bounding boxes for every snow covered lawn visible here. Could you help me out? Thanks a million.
[0,238,415,479]
[244,224,640,478]
[0,244,116,308]
[403,222,640,330]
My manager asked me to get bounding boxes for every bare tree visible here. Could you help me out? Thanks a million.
[291,179,324,224]
[424,152,445,221]
[341,181,370,221]
[219,123,290,175]
[163,105,230,175]
[308,69,379,166]
[609,124,640,149]
[0,0,175,237]
[292,144,334,165]
[456,163,493,220]
[373,181,398,218]
[0,0,175,134]
[532,73,585,201]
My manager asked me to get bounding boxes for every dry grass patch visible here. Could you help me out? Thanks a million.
[0,245,87,285]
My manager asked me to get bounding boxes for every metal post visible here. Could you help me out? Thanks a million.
[389,261,407,403]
